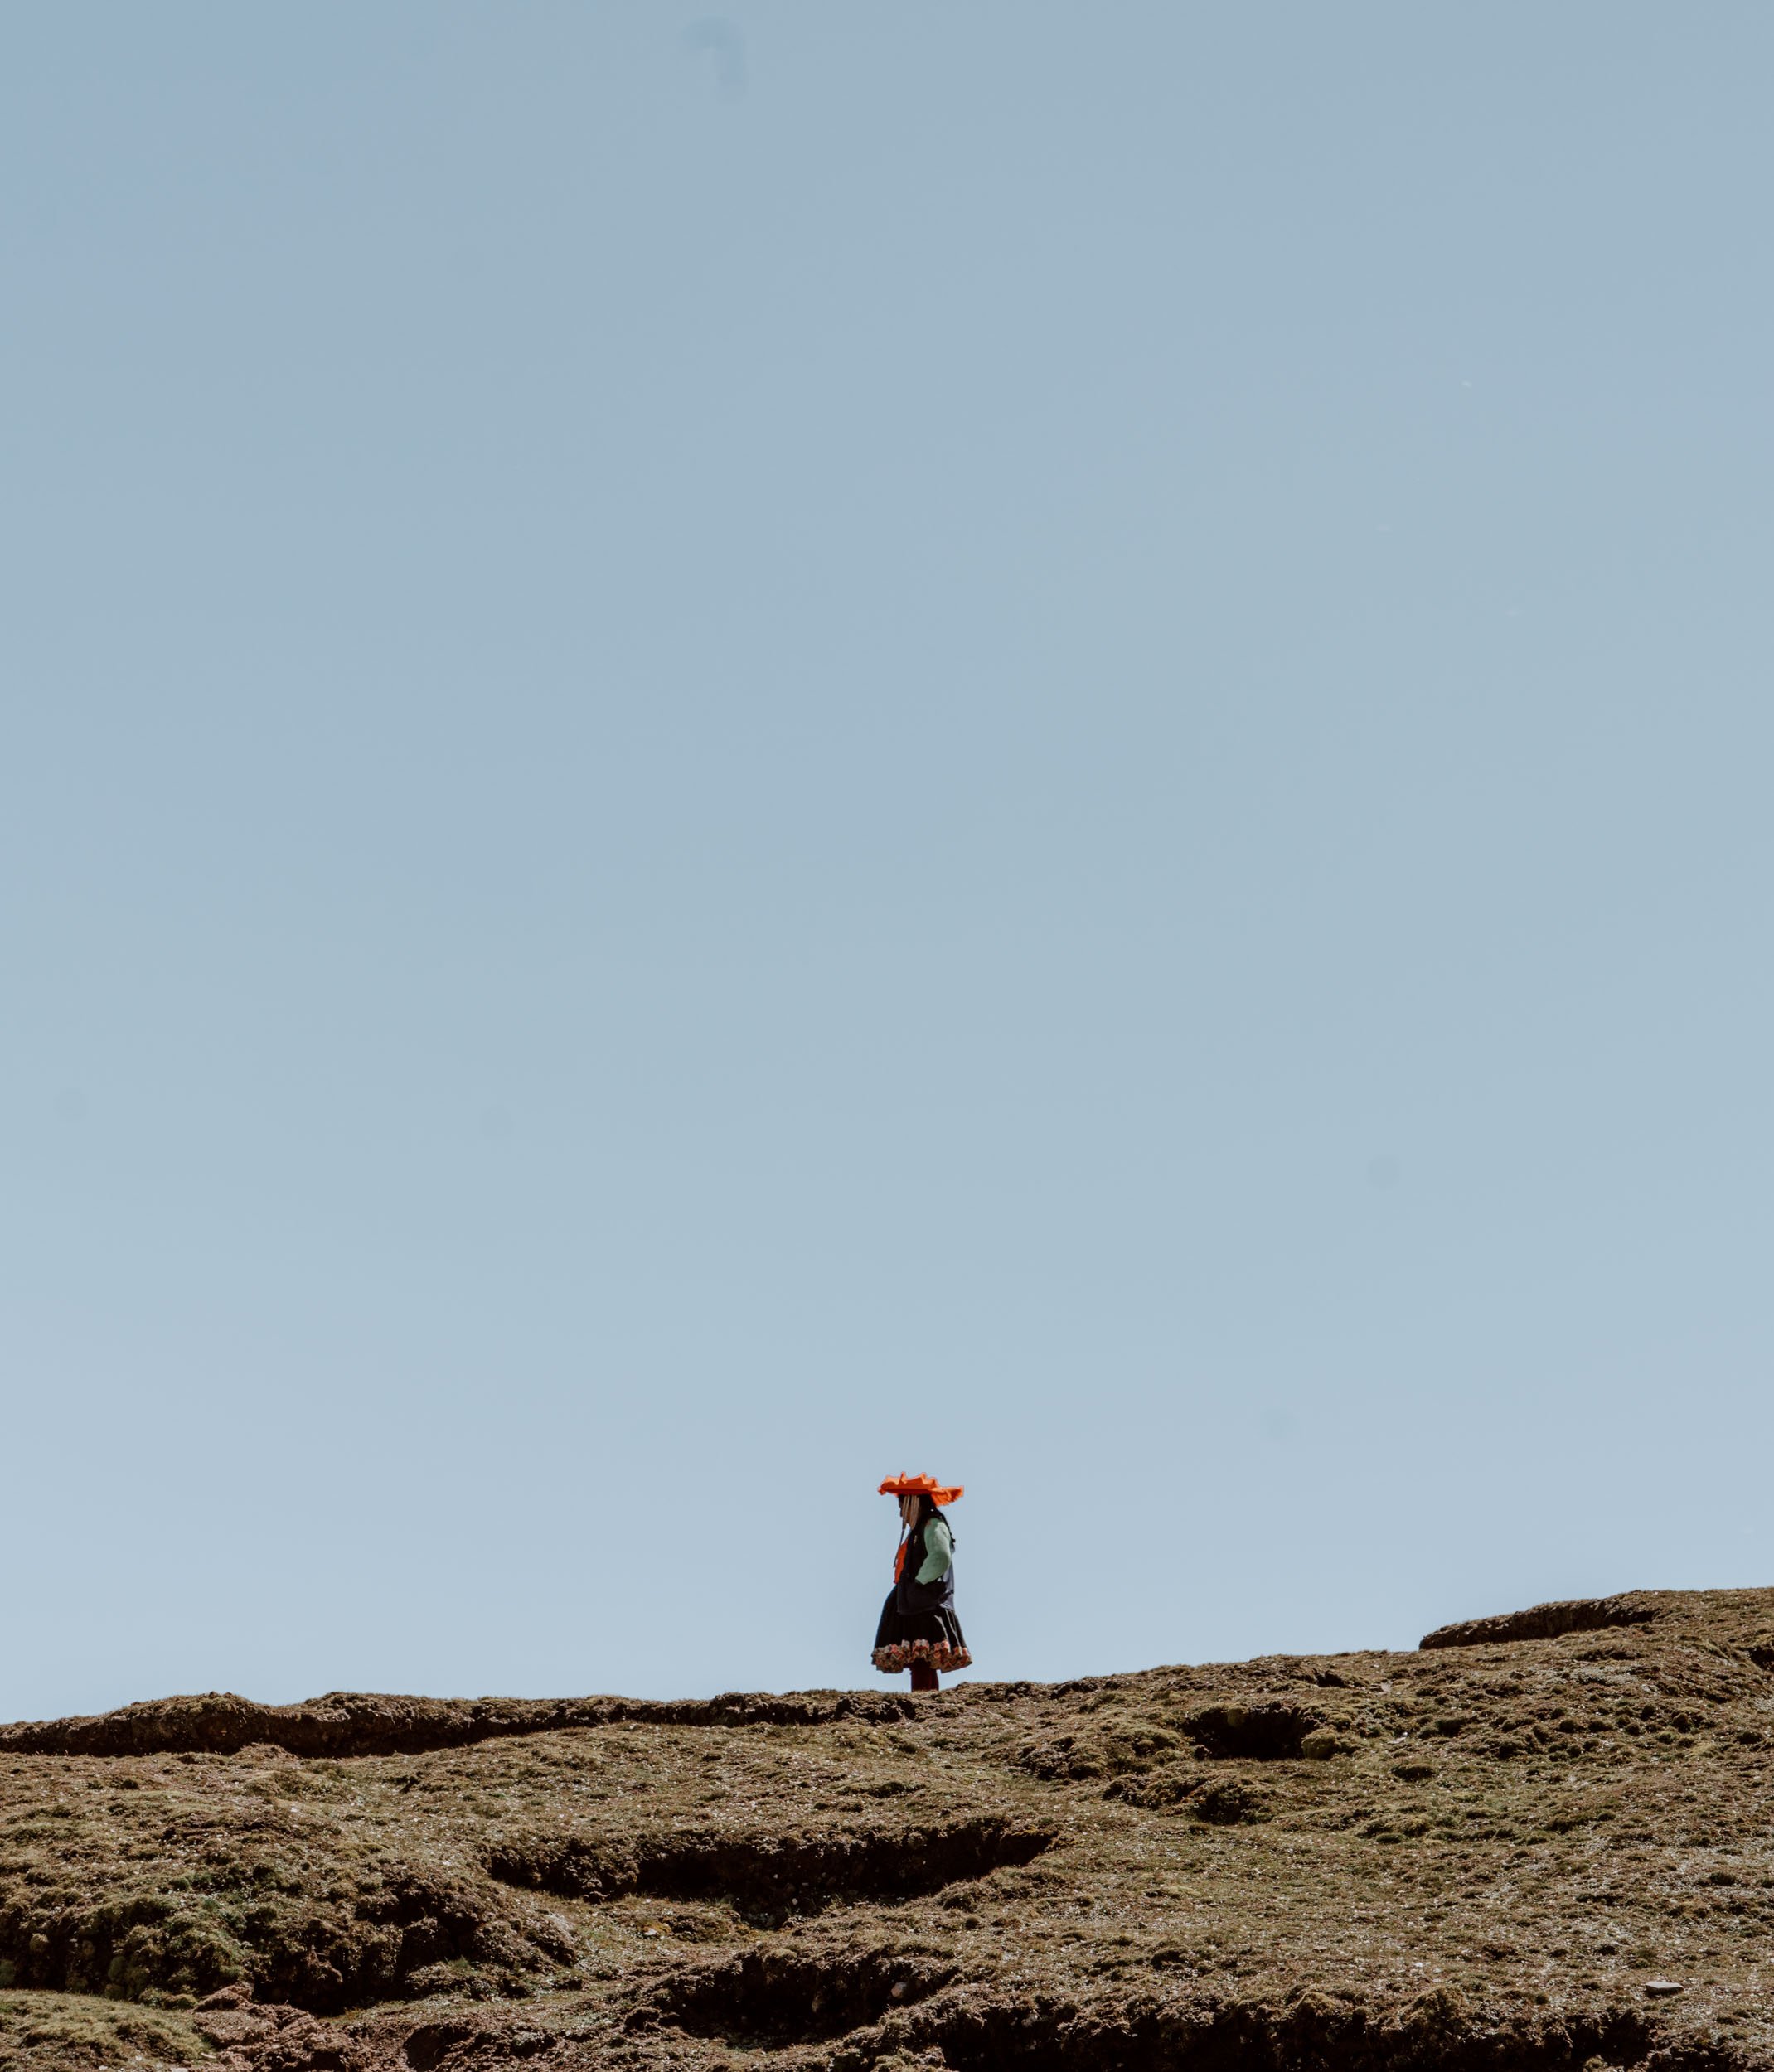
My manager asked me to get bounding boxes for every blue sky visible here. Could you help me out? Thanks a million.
[3,3,1772,1720]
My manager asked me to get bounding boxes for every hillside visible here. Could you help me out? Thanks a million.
[2,1588,1772,2070]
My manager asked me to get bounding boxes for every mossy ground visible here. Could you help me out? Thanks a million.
[0,1989,206,2068]
[6,1587,1774,2069]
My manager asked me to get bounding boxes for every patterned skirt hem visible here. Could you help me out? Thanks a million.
[872,1639,972,1674]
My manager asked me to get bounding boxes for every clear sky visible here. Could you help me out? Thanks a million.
[3,4,1772,1724]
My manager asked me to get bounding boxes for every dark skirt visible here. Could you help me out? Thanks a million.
[872,1590,972,1676]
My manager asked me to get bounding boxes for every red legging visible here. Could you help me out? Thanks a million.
[910,1661,939,1692]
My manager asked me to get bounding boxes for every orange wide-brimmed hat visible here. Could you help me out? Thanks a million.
[879,1471,963,1505]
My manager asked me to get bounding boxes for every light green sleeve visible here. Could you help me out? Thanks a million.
[915,1519,952,1585]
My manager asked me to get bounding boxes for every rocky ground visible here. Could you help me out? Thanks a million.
[2,1587,1774,2070]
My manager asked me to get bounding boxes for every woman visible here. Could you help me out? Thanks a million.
[872,1472,972,1692]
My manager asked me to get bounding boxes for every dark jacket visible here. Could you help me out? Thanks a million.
[894,1513,956,1617]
